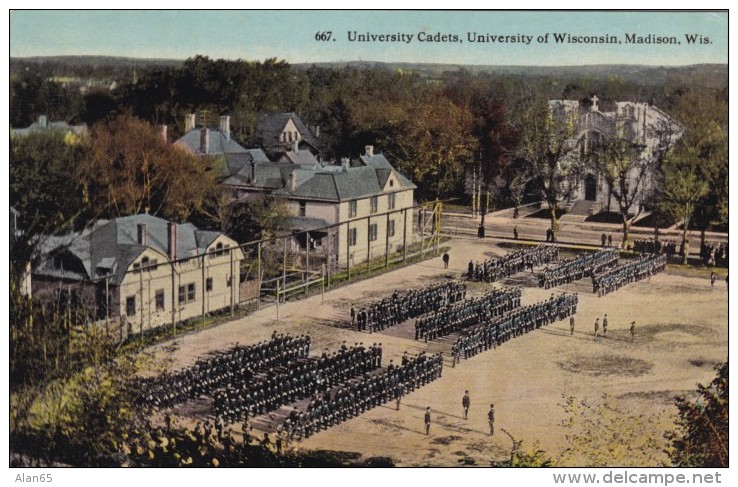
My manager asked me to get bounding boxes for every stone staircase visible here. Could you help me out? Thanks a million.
[562,200,599,222]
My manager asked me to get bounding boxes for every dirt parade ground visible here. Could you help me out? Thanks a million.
[148,237,728,467]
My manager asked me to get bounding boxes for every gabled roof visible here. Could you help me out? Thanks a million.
[174,128,249,156]
[34,214,229,285]
[280,149,319,166]
[223,149,270,178]
[273,159,416,202]
[254,112,320,151]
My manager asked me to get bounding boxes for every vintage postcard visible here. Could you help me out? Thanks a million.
[7,9,728,479]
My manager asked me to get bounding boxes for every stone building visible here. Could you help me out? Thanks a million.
[549,96,681,215]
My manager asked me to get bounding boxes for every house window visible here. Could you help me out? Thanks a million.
[206,277,213,292]
[179,283,196,304]
[132,262,141,273]
[227,275,232,287]
[388,219,396,237]
[126,296,136,317]
[299,201,306,217]
[370,196,378,214]
[141,256,149,268]
[187,283,196,301]
[349,227,357,247]
[348,200,357,218]
[388,193,396,210]
[369,223,378,242]
[155,289,165,311]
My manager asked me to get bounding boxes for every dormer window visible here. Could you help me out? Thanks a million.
[96,266,111,277]
[214,242,228,258]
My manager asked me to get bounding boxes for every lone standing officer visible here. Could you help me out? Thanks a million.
[570,315,575,336]
[487,404,495,436]
[462,391,471,420]
[602,314,608,337]
[443,251,450,269]
[424,407,432,435]
[594,317,600,340]
[630,321,636,341]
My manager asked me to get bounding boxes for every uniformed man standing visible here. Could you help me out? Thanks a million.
[242,416,251,445]
[424,407,432,435]
[594,318,600,340]
[462,391,471,420]
[443,252,450,269]
[487,404,495,436]
[602,314,608,337]
[569,316,575,336]
[630,321,636,341]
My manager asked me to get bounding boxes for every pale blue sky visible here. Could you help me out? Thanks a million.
[10,10,728,65]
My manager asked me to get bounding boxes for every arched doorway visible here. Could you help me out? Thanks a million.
[584,174,597,201]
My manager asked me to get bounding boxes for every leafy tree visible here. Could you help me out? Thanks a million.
[558,394,670,467]
[514,98,583,241]
[10,71,84,127]
[496,429,554,467]
[10,131,88,284]
[659,146,710,264]
[383,92,477,200]
[592,127,672,248]
[214,193,291,244]
[668,89,728,240]
[80,114,222,223]
[472,98,517,226]
[667,361,728,468]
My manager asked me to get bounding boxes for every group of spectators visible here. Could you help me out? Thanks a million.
[414,287,523,341]
[700,241,728,266]
[538,249,619,289]
[467,245,560,283]
[138,333,311,409]
[592,254,667,296]
[452,293,579,363]
[351,281,466,332]
[633,238,678,257]
[279,352,444,440]
[213,342,383,424]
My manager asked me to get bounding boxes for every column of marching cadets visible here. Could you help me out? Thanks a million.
[467,244,559,282]
[592,254,666,296]
[352,281,467,332]
[538,249,618,289]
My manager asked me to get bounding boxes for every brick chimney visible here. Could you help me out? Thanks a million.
[315,125,320,138]
[365,145,374,157]
[185,113,196,132]
[220,115,231,140]
[200,128,210,154]
[159,124,168,143]
[167,222,178,261]
[137,223,148,246]
[290,171,297,191]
